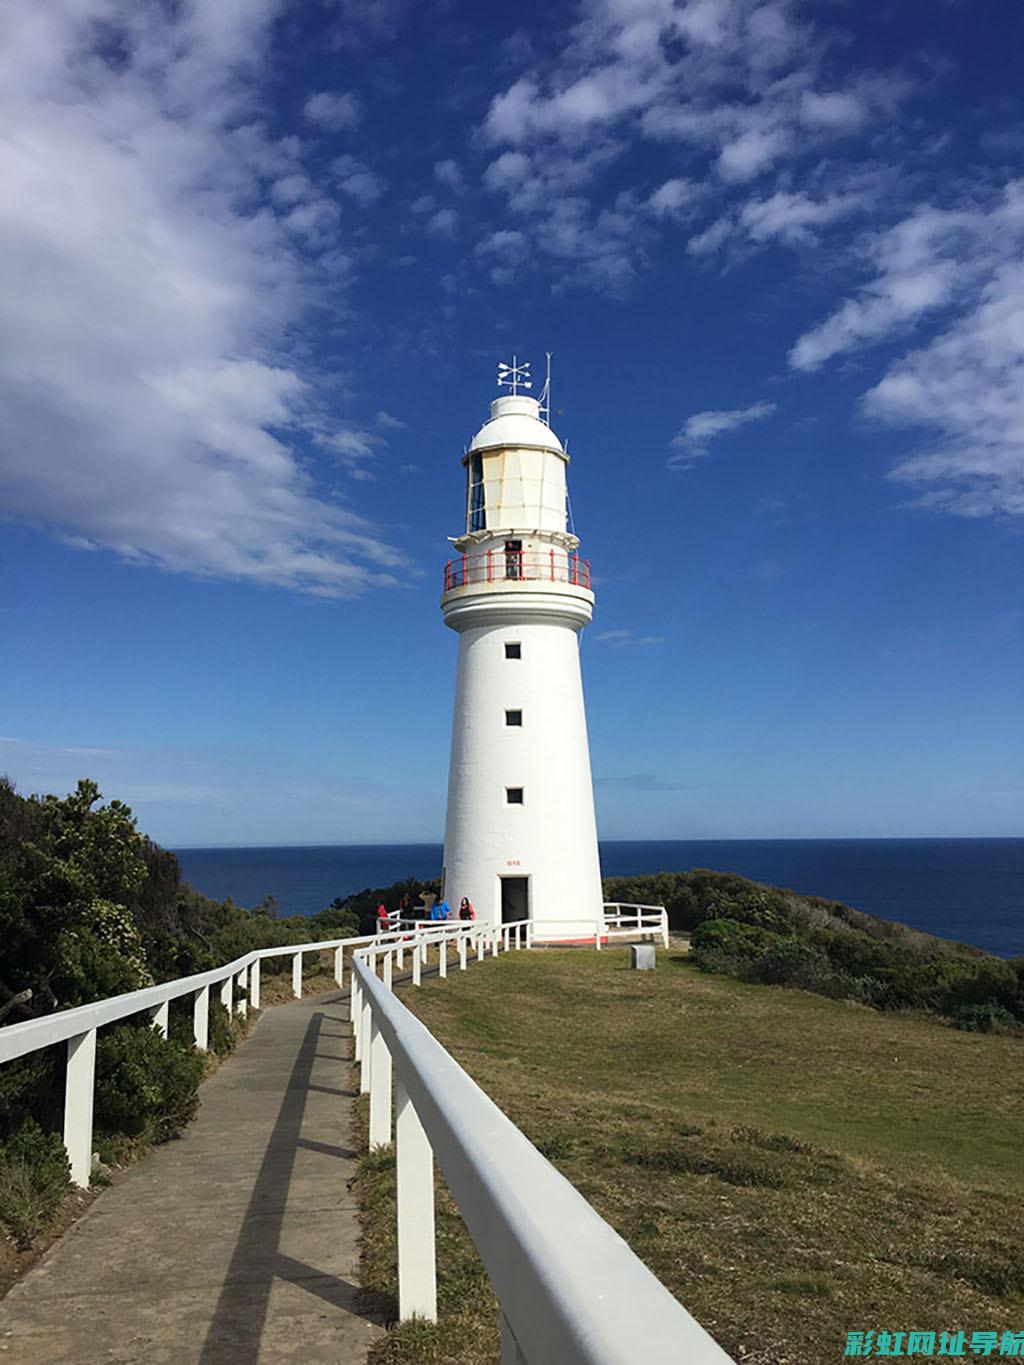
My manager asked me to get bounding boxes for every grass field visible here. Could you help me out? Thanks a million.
[356,947,1024,1365]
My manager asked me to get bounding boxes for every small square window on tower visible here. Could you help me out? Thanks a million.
[505,709,523,727]
[505,642,521,659]
[506,787,524,805]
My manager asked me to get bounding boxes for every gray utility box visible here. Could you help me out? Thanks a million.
[630,944,656,971]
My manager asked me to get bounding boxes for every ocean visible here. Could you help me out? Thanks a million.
[174,838,1024,959]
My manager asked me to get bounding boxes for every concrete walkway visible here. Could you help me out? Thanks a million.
[0,993,385,1364]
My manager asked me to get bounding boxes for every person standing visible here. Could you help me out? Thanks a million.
[376,903,389,934]
[459,897,475,921]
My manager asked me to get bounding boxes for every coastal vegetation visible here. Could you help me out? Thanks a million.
[357,949,1024,1365]
[0,775,365,1266]
[604,869,1024,1032]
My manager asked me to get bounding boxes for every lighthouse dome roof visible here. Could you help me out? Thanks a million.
[468,395,563,455]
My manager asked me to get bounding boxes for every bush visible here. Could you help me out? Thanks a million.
[207,999,238,1057]
[746,938,834,989]
[94,1023,204,1145]
[0,1118,71,1247]
[603,869,793,934]
[645,868,1024,1031]
[331,877,440,935]
[952,1002,1023,1035]
[0,1051,62,1142]
[691,918,782,966]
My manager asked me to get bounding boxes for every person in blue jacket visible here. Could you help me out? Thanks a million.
[431,898,452,921]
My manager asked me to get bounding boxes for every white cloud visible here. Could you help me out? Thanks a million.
[792,182,1024,517]
[434,158,464,192]
[426,208,459,239]
[789,210,965,371]
[476,230,529,258]
[376,410,407,431]
[717,126,789,182]
[800,89,865,130]
[688,186,869,258]
[738,189,867,244]
[670,399,777,466]
[271,173,312,204]
[304,90,361,131]
[869,261,1024,517]
[475,0,914,293]
[320,427,382,464]
[687,215,734,256]
[790,182,1024,371]
[647,177,700,218]
[485,79,543,144]
[0,1,403,597]
[594,628,666,647]
[799,74,912,131]
[484,151,533,192]
[332,156,386,205]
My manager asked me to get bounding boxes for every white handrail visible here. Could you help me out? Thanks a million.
[350,947,731,1364]
[0,913,715,1360]
[0,925,456,1064]
[0,924,438,1183]
[0,952,259,1064]
[602,903,669,948]
[0,911,654,1193]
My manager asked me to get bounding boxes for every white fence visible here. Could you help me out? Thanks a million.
[349,923,730,1364]
[0,908,664,1186]
[0,923,443,1186]
[602,902,670,947]
[0,906,728,1364]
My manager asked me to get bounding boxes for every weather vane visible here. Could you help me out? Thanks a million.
[497,355,532,395]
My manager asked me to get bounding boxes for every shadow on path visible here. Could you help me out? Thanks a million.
[198,1008,378,1364]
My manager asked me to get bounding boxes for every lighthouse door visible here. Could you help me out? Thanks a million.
[500,876,529,923]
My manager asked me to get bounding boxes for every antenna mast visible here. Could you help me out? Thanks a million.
[539,352,553,425]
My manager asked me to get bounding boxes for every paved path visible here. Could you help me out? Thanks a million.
[0,993,385,1364]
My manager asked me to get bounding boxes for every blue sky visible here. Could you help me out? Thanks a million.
[1,0,1022,846]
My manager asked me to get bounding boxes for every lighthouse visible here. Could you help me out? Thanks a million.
[440,359,604,942]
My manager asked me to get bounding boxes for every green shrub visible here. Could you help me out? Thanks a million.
[674,874,1024,1030]
[144,990,241,1057]
[691,917,781,966]
[746,937,833,988]
[603,869,794,933]
[94,1023,204,1144]
[0,1118,71,1247]
[952,1002,1023,1035]
[0,1051,62,1142]
[207,999,237,1057]
[167,1000,195,1050]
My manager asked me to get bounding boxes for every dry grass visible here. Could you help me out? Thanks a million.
[356,948,1024,1365]
[0,1185,94,1300]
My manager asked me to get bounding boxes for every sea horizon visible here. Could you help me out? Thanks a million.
[175,837,1024,960]
[172,834,1023,850]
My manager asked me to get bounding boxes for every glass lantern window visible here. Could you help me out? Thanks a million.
[468,454,486,532]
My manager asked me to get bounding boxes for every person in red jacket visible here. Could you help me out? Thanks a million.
[459,897,475,921]
[375,903,389,934]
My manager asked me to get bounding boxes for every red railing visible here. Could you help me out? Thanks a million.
[444,550,591,593]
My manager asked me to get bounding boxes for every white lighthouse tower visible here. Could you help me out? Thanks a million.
[441,359,603,942]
